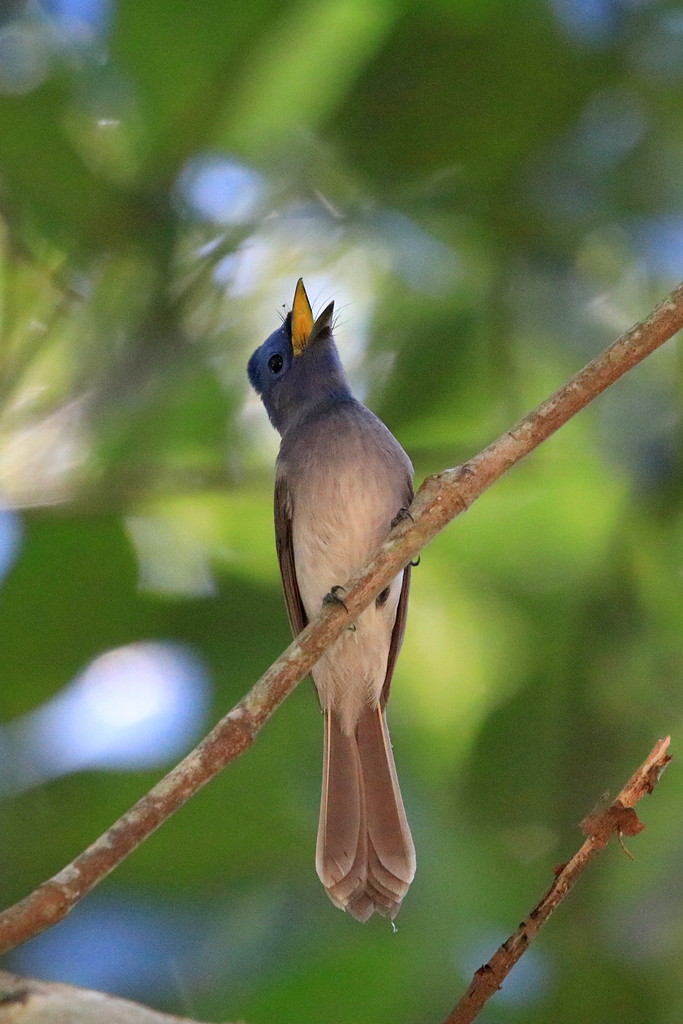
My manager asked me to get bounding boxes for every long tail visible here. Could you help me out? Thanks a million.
[315,706,415,921]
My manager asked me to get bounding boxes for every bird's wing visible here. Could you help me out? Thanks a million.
[381,477,414,705]
[380,563,411,706]
[274,475,308,636]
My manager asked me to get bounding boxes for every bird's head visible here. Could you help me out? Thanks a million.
[248,279,348,433]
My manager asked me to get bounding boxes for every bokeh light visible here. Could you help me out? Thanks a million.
[0,642,211,793]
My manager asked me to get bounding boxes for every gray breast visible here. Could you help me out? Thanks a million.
[278,399,412,618]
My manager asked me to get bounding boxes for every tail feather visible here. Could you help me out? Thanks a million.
[316,713,365,897]
[357,706,416,892]
[325,825,367,911]
[345,890,376,923]
[316,707,415,921]
[367,839,407,900]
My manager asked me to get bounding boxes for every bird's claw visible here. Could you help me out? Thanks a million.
[391,507,414,529]
[323,585,348,612]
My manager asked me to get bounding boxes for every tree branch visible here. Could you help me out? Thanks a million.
[0,282,681,955]
[0,969,222,1024]
[443,736,672,1024]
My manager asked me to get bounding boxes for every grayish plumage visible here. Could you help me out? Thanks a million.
[248,280,416,920]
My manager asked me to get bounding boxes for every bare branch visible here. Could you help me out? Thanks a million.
[0,283,681,955]
[443,736,672,1024]
[0,969,222,1024]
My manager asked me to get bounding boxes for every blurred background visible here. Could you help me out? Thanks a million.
[0,0,682,1021]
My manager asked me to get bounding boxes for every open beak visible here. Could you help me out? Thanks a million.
[291,278,314,355]
[291,278,335,355]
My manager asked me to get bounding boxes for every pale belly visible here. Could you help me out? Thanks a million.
[291,462,405,734]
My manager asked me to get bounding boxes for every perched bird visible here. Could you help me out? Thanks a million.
[248,279,415,920]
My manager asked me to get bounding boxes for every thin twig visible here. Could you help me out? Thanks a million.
[443,736,672,1024]
[0,284,681,955]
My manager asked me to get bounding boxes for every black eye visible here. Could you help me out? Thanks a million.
[268,353,284,374]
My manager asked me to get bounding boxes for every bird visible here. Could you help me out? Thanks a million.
[247,278,415,921]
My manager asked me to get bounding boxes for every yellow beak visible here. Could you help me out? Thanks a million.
[291,278,314,355]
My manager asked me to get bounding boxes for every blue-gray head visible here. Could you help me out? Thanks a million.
[248,279,351,434]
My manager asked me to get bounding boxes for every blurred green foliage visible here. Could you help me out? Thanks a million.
[0,0,682,1022]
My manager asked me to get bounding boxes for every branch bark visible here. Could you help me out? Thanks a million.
[443,736,672,1024]
[0,970,220,1024]
[0,282,681,956]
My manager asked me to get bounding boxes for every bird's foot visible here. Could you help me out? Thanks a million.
[323,585,357,630]
[391,506,414,529]
[392,508,420,566]
[323,585,348,611]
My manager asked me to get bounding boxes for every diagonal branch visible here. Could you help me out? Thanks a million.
[443,736,672,1024]
[0,282,682,956]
